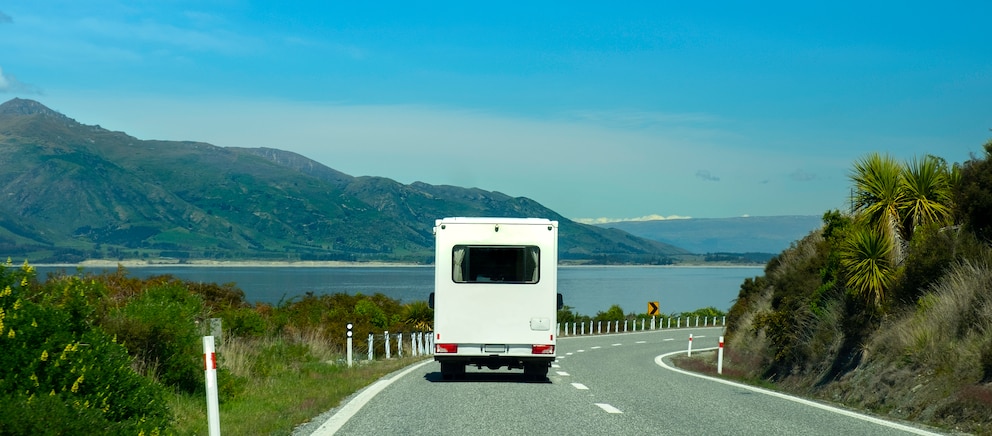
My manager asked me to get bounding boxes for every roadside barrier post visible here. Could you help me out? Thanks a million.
[687,334,693,357]
[667,317,671,329]
[723,316,726,326]
[385,331,391,359]
[397,332,403,357]
[624,320,628,332]
[695,316,699,327]
[368,332,374,361]
[557,323,561,337]
[614,321,619,332]
[641,318,645,330]
[203,336,221,436]
[677,317,681,329]
[651,316,656,330]
[581,322,585,335]
[718,336,724,375]
[704,317,708,327]
[572,322,577,336]
[346,323,354,367]
[598,321,602,334]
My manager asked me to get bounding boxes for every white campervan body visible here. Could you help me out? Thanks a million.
[430,217,562,380]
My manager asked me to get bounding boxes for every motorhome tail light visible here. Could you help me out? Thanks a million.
[532,344,555,355]
[435,343,458,354]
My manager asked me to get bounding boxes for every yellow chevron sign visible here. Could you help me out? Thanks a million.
[647,301,660,316]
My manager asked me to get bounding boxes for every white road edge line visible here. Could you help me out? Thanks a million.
[595,403,623,414]
[654,349,942,436]
[311,359,434,435]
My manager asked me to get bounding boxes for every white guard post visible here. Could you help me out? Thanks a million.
[203,336,221,436]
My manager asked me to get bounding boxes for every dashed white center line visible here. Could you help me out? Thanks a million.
[577,349,585,353]
[663,338,674,341]
[591,346,602,349]
[566,352,574,356]
[556,371,570,376]
[571,383,589,390]
[636,341,646,344]
[611,343,622,346]
[595,403,623,414]
[551,364,561,368]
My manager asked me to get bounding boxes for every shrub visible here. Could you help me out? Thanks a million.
[0,261,169,434]
[102,282,207,394]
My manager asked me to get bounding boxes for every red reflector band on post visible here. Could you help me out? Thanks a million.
[532,344,555,355]
[435,343,457,354]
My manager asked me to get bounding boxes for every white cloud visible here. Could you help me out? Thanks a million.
[0,67,41,94]
[0,11,12,23]
[573,214,692,225]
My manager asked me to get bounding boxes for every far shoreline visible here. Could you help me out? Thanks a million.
[28,259,764,269]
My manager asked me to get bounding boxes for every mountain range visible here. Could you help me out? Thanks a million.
[0,98,689,264]
[597,215,823,255]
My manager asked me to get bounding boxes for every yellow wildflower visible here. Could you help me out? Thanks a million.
[20,277,28,287]
[13,299,21,310]
[30,374,38,387]
[71,375,84,393]
[5,257,10,265]
[41,350,48,361]
[1,286,10,297]
[50,389,56,396]
[31,319,37,328]
[8,328,14,338]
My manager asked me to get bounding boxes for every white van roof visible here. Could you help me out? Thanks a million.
[435,217,556,226]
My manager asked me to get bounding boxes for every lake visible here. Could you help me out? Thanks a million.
[35,265,763,316]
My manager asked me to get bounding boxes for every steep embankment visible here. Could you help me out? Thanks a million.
[724,227,992,434]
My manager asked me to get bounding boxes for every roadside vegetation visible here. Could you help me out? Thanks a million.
[720,140,992,434]
[0,263,434,435]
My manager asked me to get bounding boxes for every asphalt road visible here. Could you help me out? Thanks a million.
[304,327,945,436]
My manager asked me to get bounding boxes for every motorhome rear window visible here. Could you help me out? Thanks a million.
[452,245,540,284]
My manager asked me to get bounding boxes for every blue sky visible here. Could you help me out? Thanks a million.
[1,1,989,222]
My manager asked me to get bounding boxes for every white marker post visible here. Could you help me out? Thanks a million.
[385,331,391,359]
[718,336,725,375]
[687,334,693,357]
[346,323,354,367]
[203,336,221,436]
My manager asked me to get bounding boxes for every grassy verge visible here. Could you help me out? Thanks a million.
[168,335,426,435]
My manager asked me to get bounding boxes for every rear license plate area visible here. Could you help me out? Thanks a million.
[484,344,507,353]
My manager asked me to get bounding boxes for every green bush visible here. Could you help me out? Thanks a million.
[102,282,206,394]
[0,262,169,434]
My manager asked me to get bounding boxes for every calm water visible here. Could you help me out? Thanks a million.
[35,265,762,316]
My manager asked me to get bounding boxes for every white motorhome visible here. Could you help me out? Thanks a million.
[430,217,562,380]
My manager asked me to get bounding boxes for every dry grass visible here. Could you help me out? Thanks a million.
[169,333,426,435]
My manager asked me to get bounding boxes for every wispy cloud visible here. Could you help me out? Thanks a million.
[0,67,42,94]
[573,214,692,225]
[565,109,718,129]
[695,169,720,182]
[0,11,12,24]
[789,169,817,181]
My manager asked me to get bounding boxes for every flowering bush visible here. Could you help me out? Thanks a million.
[0,260,169,434]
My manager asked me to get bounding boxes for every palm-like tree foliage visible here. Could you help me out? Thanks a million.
[841,226,894,307]
[401,300,434,331]
[900,155,953,240]
[850,152,905,259]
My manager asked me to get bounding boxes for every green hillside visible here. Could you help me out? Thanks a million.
[0,98,686,264]
[722,148,992,433]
